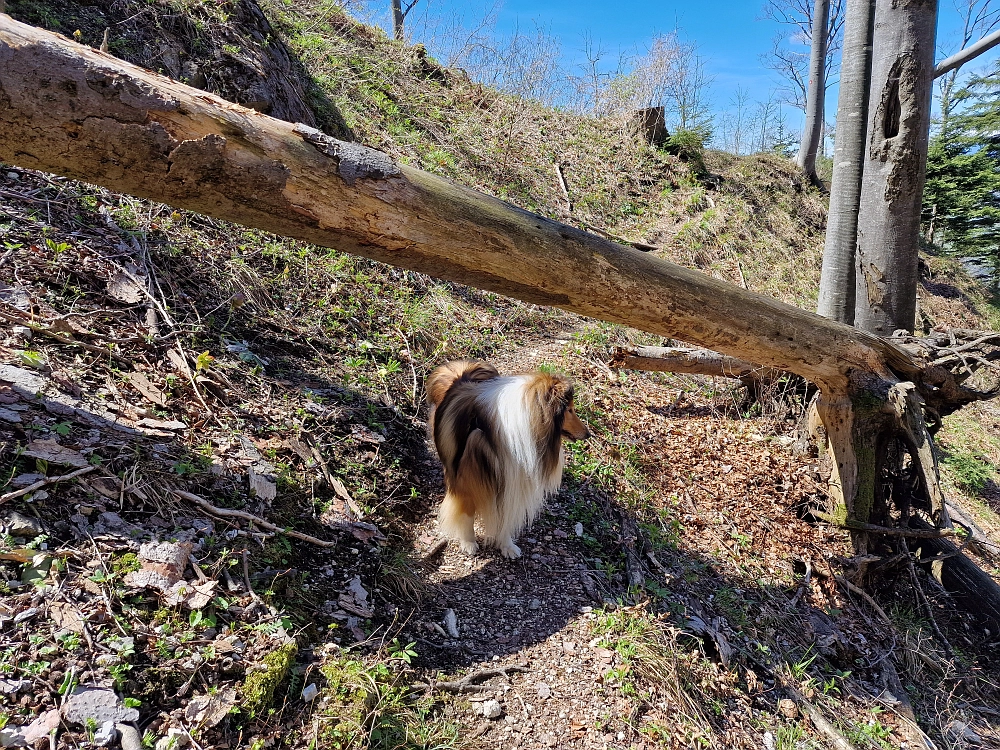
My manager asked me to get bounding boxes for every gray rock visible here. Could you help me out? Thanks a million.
[0,408,21,424]
[155,728,190,750]
[301,683,319,701]
[93,721,117,747]
[2,511,43,539]
[528,598,541,610]
[10,473,44,488]
[0,727,27,748]
[478,699,502,719]
[62,687,140,726]
[0,365,45,397]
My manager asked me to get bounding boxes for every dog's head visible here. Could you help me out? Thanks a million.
[545,376,590,441]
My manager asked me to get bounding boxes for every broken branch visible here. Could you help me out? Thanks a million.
[173,489,337,547]
[1,465,97,504]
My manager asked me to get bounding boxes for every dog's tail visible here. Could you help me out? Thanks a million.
[425,360,499,407]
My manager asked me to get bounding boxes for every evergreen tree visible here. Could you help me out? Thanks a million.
[923,64,1000,270]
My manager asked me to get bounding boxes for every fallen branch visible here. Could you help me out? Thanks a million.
[554,162,572,213]
[784,682,858,750]
[808,510,957,538]
[413,665,529,694]
[577,221,659,252]
[1,465,96,504]
[834,575,893,625]
[173,489,337,547]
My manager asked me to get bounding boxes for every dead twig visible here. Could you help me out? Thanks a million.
[904,540,955,659]
[413,665,529,694]
[834,575,893,625]
[784,682,858,750]
[173,489,337,547]
[554,162,572,213]
[0,305,132,367]
[1,465,96,504]
[578,221,659,252]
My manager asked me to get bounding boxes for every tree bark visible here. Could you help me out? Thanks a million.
[854,0,939,336]
[391,0,405,40]
[797,0,831,182]
[1,14,998,626]
[817,0,875,324]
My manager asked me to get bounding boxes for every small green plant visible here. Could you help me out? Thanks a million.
[387,638,417,665]
[53,421,72,436]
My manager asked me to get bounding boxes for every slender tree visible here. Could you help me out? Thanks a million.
[797,0,831,180]
[816,0,875,323]
[390,0,420,40]
[762,0,846,110]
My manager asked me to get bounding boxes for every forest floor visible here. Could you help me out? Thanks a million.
[1,166,1000,750]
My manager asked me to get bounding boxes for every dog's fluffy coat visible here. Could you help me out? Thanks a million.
[426,360,590,558]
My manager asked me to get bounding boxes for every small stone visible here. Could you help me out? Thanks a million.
[777,698,798,719]
[0,679,30,695]
[95,654,120,667]
[535,682,551,699]
[93,721,116,747]
[574,522,584,537]
[155,729,189,750]
[0,727,27,748]
[10,473,44,488]
[13,608,38,625]
[12,326,31,341]
[562,641,576,653]
[21,711,60,745]
[443,609,459,638]
[62,686,139,725]
[2,512,43,539]
[479,699,502,719]
[301,683,319,702]
[528,598,541,610]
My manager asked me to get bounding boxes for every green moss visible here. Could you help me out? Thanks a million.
[110,552,141,576]
[240,641,297,717]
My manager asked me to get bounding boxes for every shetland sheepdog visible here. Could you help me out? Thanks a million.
[426,360,590,559]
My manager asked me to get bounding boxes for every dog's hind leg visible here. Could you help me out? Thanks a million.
[438,491,479,555]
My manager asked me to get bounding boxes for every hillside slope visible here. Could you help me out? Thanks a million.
[2,2,1000,749]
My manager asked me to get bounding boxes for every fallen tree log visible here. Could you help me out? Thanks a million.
[1,14,999,627]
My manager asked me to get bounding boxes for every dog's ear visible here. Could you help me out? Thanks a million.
[547,376,574,406]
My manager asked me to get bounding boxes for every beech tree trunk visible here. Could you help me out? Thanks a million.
[1,15,998,627]
[817,0,875,324]
[853,0,939,335]
[796,0,830,182]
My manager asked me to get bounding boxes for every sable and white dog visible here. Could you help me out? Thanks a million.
[426,360,590,559]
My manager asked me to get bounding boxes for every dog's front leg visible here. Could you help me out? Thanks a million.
[497,536,522,559]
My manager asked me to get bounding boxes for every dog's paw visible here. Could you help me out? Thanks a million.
[458,540,480,555]
[499,541,522,559]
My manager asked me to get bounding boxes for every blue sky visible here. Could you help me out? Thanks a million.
[367,0,1000,139]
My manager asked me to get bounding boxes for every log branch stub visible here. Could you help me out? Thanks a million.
[611,346,783,384]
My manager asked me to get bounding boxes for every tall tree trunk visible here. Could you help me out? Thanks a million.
[797,0,831,181]
[854,0,939,335]
[817,0,876,324]
[391,0,405,40]
[2,14,998,627]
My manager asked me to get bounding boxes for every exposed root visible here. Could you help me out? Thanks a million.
[412,665,529,694]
